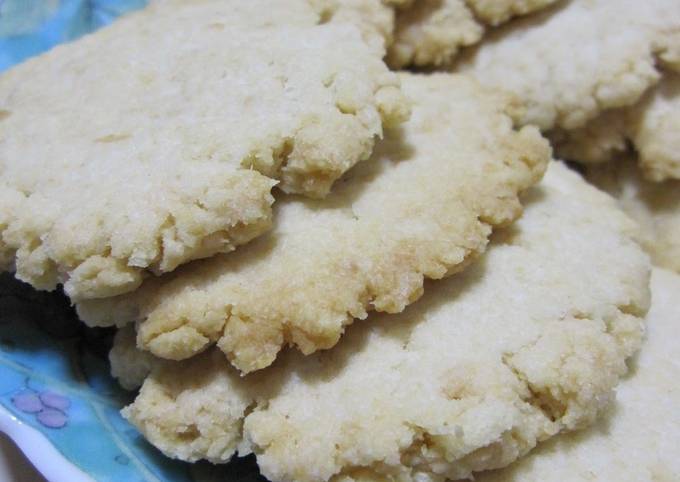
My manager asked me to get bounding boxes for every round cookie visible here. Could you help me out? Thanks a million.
[120,162,651,481]
[459,0,680,131]
[587,159,680,274]
[477,268,680,482]
[0,0,408,300]
[387,0,558,68]
[78,73,550,374]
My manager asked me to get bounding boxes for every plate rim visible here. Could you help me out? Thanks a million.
[0,404,94,482]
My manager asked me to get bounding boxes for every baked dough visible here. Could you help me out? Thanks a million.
[460,0,680,131]
[388,0,558,68]
[121,162,650,481]
[555,73,680,182]
[79,73,549,373]
[587,159,680,274]
[478,268,680,482]
[0,0,407,300]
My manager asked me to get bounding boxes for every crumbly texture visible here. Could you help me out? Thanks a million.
[79,73,550,374]
[550,110,629,164]
[587,159,680,274]
[311,0,397,51]
[109,325,157,391]
[122,162,650,481]
[627,73,680,181]
[387,0,557,68]
[0,0,408,301]
[554,73,680,182]
[478,268,680,482]
[468,0,560,25]
[459,0,680,131]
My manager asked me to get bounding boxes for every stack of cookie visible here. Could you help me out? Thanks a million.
[1,0,678,480]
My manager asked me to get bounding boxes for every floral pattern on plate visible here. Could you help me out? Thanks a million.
[0,273,266,481]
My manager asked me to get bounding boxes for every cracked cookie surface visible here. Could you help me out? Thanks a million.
[79,73,549,373]
[460,0,680,131]
[0,0,407,301]
[478,268,680,482]
[119,162,650,481]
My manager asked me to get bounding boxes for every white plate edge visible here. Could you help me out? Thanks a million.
[0,404,94,482]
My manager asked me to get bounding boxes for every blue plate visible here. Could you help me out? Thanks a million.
[0,2,265,480]
[0,0,147,71]
[0,276,265,481]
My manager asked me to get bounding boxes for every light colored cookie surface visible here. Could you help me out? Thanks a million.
[0,0,407,301]
[311,0,397,50]
[477,268,680,482]
[554,73,680,182]
[550,109,628,164]
[387,0,557,68]
[587,159,680,274]
[79,73,550,374]
[121,162,650,481]
[460,0,680,131]
[627,73,680,182]
[109,325,157,392]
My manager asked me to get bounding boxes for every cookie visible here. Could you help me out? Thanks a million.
[119,162,650,481]
[0,0,408,301]
[627,73,680,181]
[109,325,157,392]
[478,268,680,482]
[550,110,629,165]
[587,159,680,274]
[78,73,550,374]
[555,73,680,182]
[460,0,680,131]
[387,0,558,68]
[156,0,397,53]
[311,0,397,50]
